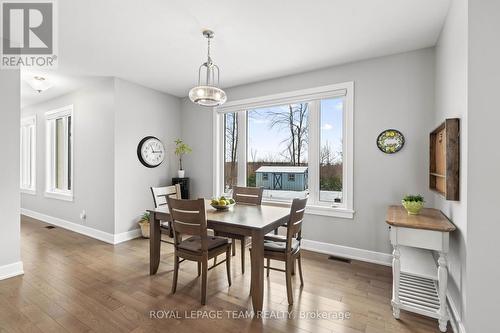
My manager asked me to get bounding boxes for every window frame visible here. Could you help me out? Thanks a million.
[20,115,37,195]
[45,105,74,201]
[213,82,354,219]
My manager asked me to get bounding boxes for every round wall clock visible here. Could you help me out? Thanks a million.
[137,136,165,168]
[377,129,405,154]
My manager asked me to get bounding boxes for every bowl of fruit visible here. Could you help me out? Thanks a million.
[210,196,235,210]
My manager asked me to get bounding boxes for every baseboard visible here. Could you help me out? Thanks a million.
[113,228,142,244]
[0,261,24,280]
[21,208,141,245]
[301,239,392,266]
[447,292,466,333]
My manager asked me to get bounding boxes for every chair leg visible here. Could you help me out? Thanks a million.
[273,227,279,235]
[201,257,208,305]
[297,253,304,286]
[172,255,179,294]
[213,255,217,266]
[232,239,236,256]
[226,246,232,286]
[291,259,295,276]
[285,257,293,305]
[240,238,245,274]
[197,261,201,277]
[266,258,270,277]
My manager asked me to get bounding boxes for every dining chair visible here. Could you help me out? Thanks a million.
[252,197,308,305]
[214,186,264,274]
[167,197,232,305]
[150,184,181,242]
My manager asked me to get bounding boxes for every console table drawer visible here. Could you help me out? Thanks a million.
[390,227,449,252]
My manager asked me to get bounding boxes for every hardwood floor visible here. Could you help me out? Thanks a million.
[0,215,451,333]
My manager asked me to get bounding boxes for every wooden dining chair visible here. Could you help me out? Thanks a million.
[150,184,181,242]
[167,197,232,305]
[214,186,264,274]
[253,197,308,305]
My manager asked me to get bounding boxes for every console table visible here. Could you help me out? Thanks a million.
[386,205,456,332]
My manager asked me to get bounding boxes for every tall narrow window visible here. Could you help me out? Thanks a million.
[224,112,238,192]
[20,115,36,194]
[320,97,344,204]
[45,105,73,201]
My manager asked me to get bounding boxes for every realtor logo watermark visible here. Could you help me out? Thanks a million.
[1,0,58,68]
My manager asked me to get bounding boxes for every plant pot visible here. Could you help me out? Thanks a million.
[138,220,150,238]
[178,170,185,178]
[402,200,424,215]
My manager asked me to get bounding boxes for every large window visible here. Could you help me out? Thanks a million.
[20,115,36,194]
[45,105,73,201]
[215,82,354,218]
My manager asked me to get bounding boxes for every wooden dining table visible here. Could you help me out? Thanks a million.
[148,201,291,313]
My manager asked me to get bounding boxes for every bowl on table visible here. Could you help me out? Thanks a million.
[210,198,236,211]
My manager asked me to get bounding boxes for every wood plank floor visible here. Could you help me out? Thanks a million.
[0,215,451,333]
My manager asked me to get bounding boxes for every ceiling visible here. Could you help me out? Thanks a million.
[28,0,451,100]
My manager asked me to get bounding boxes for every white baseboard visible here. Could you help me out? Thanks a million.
[113,228,142,244]
[0,261,24,281]
[301,239,392,266]
[447,292,466,333]
[21,209,141,245]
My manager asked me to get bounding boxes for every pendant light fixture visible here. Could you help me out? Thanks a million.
[188,30,227,107]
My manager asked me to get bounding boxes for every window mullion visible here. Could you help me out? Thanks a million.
[236,110,247,187]
[308,100,320,205]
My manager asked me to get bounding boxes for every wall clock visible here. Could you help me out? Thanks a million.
[137,136,165,168]
[377,129,405,154]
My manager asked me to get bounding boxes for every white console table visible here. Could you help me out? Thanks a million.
[386,205,456,332]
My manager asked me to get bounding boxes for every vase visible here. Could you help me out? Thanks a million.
[402,200,424,215]
[178,170,185,178]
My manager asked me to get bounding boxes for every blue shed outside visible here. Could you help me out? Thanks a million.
[255,166,308,191]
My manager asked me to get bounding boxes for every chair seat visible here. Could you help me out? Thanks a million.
[264,234,286,241]
[178,236,229,253]
[264,239,300,252]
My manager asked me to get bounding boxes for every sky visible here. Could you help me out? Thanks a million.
[246,97,343,163]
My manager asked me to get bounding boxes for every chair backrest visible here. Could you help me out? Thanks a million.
[167,197,208,251]
[232,186,264,205]
[285,197,308,252]
[151,184,182,208]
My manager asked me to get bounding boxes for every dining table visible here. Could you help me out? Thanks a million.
[148,200,291,313]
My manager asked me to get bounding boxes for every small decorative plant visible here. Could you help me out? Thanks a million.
[138,212,150,238]
[402,194,425,215]
[174,139,192,177]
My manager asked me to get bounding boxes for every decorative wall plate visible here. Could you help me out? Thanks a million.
[377,129,405,154]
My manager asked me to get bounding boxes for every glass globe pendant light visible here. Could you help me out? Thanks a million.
[188,30,227,107]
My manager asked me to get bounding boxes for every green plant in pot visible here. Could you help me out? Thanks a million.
[402,195,425,215]
[138,212,150,238]
[174,139,192,178]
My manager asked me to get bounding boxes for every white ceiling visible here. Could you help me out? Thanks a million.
[32,0,451,100]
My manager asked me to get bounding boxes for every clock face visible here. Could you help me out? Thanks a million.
[137,136,165,168]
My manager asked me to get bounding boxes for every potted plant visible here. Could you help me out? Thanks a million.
[402,194,425,215]
[174,139,192,178]
[138,212,150,238]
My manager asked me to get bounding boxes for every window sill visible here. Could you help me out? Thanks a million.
[262,200,354,219]
[44,191,74,202]
[21,188,36,195]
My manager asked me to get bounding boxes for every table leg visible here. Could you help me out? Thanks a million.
[150,212,161,275]
[391,244,401,319]
[250,230,264,315]
[438,252,449,332]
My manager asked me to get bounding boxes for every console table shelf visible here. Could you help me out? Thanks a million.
[386,205,456,332]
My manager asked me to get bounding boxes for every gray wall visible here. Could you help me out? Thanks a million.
[114,78,181,234]
[433,0,468,324]
[181,48,436,254]
[467,0,500,331]
[0,70,21,269]
[21,78,116,233]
